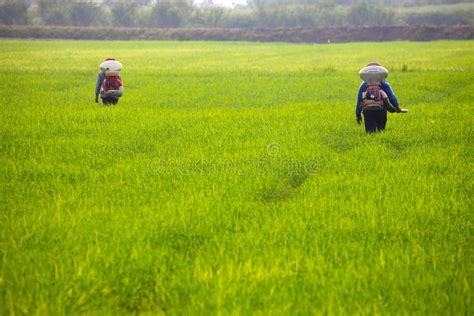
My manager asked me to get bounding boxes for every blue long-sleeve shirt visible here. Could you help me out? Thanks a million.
[356,80,399,118]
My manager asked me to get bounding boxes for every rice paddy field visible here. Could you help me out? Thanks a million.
[0,39,473,314]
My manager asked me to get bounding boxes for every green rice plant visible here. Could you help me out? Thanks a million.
[0,40,472,315]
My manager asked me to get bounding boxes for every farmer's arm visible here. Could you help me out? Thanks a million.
[381,90,397,112]
[381,81,399,108]
[118,75,123,88]
[115,76,124,97]
[95,72,104,99]
[356,82,366,120]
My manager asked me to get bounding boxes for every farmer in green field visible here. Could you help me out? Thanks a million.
[356,62,403,133]
[95,58,123,105]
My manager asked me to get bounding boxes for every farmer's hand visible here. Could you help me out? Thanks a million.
[357,117,362,125]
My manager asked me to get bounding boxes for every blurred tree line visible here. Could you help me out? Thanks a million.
[0,0,472,28]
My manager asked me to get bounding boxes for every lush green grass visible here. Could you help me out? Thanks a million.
[0,40,473,314]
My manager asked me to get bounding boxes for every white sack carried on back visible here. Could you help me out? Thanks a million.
[100,60,122,72]
[359,65,388,83]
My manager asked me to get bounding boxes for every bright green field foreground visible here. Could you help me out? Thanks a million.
[1,40,473,314]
